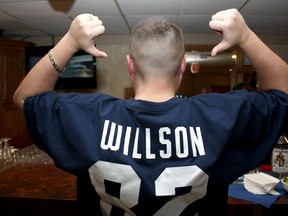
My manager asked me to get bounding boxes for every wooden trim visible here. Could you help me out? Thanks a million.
[0,39,34,47]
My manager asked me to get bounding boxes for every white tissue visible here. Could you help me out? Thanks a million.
[243,172,280,195]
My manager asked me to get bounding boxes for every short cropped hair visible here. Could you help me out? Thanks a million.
[129,16,185,80]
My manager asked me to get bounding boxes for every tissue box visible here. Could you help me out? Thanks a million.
[244,172,280,195]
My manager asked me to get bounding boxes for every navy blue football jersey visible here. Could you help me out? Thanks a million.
[24,89,288,215]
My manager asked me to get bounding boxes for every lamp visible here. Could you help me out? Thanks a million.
[190,62,200,74]
[48,0,75,13]
[186,51,200,74]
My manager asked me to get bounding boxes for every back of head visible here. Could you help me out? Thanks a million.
[129,16,185,81]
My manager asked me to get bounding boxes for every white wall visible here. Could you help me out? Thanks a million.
[23,34,288,98]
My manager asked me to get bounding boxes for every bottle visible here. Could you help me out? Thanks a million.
[272,134,288,178]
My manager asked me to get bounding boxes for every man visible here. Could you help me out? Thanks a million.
[14,9,288,215]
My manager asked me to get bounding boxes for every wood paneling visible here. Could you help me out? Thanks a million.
[0,39,34,148]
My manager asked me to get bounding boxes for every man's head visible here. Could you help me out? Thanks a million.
[128,16,186,82]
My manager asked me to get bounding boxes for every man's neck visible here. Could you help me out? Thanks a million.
[134,89,176,102]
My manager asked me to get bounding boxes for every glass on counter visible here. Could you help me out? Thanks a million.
[0,137,53,172]
[13,144,53,164]
[0,137,14,171]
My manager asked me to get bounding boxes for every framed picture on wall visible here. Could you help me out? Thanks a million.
[243,53,251,66]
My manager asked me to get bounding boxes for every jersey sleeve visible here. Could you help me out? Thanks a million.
[23,92,111,175]
[212,89,288,183]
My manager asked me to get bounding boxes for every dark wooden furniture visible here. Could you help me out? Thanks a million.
[0,39,34,148]
[0,163,77,216]
[0,162,287,216]
[228,195,288,216]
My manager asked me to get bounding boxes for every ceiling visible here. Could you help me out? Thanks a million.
[0,0,288,40]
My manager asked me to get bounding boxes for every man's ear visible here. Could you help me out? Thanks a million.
[126,55,135,77]
[179,55,187,76]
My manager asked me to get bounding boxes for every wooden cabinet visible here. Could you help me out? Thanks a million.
[0,39,34,148]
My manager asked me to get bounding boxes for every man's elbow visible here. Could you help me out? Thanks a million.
[13,91,24,110]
